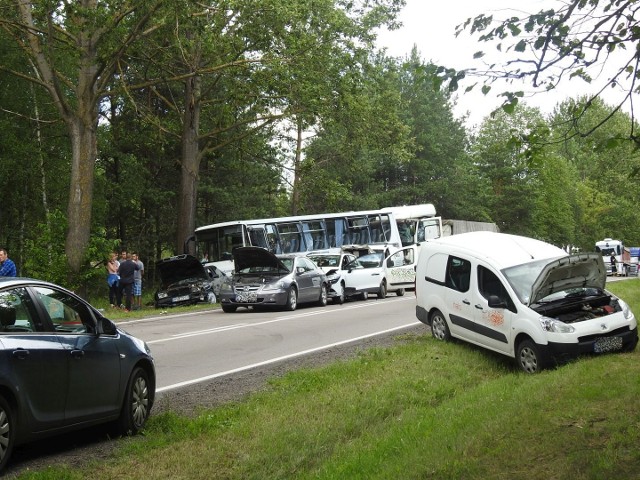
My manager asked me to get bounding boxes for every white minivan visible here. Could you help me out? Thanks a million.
[415,232,639,373]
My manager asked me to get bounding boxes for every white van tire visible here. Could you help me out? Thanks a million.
[430,310,451,341]
[516,339,550,373]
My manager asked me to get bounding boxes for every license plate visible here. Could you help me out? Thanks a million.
[593,336,623,353]
[236,292,257,303]
[173,295,190,303]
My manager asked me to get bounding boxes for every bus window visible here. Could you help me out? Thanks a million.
[277,222,305,253]
[196,224,245,263]
[326,218,346,247]
[302,221,326,251]
[347,216,368,244]
[248,226,268,249]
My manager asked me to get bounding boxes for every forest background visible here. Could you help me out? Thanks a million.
[0,0,639,299]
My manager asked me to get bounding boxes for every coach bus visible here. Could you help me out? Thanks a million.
[190,204,442,273]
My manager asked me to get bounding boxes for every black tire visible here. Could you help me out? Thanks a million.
[377,280,387,299]
[396,288,405,297]
[333,282,345,305]
[318,284,328,307]
[0,395,15,472]
[117,367,152,436]
[285,287,298,311]
[516,339,550,373]
[430,310,451,341]
[221,304,237,313]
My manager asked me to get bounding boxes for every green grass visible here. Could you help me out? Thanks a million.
[15,280,640,479]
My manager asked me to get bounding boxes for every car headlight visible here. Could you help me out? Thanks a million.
[157,292,168,299]
[539,316,575,333]
[220,282,233,293]
[326,273,340,284]
[262,281,285,291]
[618,299,633,320]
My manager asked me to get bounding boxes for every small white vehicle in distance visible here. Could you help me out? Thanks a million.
[415,231,638,373]
[308,246,417,302]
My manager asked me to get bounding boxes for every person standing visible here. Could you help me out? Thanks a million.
[117,253,139,312]
[610,253,617,276]
[0,248,17,277]
[106,252,121,307]
[132,252,144,310]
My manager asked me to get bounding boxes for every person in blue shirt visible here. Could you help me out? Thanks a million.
[0,249,17,277]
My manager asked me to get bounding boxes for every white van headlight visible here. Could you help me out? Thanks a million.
[539,316,575,333]
[618,299,633,320]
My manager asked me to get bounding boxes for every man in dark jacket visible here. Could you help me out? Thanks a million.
[118,253,139,312]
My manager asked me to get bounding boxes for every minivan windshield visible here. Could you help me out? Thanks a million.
[502,257,561,305]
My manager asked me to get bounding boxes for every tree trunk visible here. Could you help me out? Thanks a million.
[177,75,202,255]
[291,117,304,216]
[65,115,97,278]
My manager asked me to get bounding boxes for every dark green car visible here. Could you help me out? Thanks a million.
[0,277,155,471]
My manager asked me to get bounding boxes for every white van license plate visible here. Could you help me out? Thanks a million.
[593,336,623,353]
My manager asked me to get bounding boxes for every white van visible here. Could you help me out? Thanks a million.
[415,232,639,373]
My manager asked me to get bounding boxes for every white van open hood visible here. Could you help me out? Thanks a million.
[529,253,606,305]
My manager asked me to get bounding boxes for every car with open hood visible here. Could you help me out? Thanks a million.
[219,247,328,312]
[154,254,223,308]
[415,231,638,373]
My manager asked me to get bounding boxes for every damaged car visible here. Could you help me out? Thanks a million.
[415,231,638,373]
[154,254,223,308]
[219,247,328,312]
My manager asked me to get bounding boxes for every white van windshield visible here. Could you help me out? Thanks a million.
[502,258,554,305]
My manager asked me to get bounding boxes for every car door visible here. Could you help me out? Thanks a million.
[32,286,122,423]
[343,253,384,294]
[470,264,516,354]
[384,247,416,290]
[295,257,323,302]
[442,255,477,343]
[0,286,68,431]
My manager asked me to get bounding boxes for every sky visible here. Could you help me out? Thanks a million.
[375,0,627,128]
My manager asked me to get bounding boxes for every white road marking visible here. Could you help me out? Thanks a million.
[146,297,413,345]
[156,320,421,393]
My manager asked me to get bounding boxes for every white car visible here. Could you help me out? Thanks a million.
[307,249,358,304]
[342,247,416,299]
[415,231,639,373]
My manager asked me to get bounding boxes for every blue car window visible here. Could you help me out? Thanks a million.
[0,288,38,332]
[33,287,94,334]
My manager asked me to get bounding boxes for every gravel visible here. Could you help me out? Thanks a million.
[4,323,428,478]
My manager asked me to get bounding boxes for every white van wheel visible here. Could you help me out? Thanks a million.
[516,339,549,373]
[430,310,451,341]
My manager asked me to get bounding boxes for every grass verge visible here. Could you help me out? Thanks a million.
[15,280,640,479]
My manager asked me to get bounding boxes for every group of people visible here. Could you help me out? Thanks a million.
[107,250,144,312]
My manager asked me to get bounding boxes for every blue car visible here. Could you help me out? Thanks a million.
[0,277,155,471]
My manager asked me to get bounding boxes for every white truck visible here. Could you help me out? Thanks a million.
[595,238,639,276]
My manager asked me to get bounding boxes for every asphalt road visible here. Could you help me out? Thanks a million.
[118,294,420,392]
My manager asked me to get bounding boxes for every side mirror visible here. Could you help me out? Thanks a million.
[487,295,507,309]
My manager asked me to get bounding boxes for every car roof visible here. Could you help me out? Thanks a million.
[427,232,567,270]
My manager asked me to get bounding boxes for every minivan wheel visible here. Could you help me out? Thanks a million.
[0,395,15,472]
[396,288,405,297]
[430,310,451,341]
[516,339,549,373]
